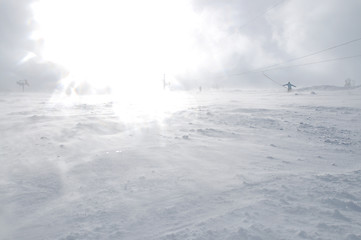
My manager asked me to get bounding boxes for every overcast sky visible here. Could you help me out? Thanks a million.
[0,0,360,92]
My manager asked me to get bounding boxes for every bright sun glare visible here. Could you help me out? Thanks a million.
[32,0,199,120]
[32,0,199,92]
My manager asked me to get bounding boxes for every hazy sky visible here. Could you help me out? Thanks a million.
[0,0,360,92]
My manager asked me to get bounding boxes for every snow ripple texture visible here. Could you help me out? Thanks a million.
[0,88,361,240]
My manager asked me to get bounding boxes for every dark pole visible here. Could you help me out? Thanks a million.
[163,74,166,90]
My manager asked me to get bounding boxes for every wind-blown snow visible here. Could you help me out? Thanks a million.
[1,88,361,240]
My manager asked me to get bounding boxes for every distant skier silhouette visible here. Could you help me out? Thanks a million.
[283,82,296,92]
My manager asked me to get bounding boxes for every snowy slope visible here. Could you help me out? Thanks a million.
[1,88,361,240]
[297,85,361,92]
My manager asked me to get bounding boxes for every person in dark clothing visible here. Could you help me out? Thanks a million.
[283,82,296,92]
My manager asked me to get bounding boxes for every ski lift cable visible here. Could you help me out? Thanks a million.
[185,53,361,84]
[259,54,361,87]
[230,37,361,77]
[177,4,361,84]
[261,54,361,73]
[262,72,285,87]
[259,37,361,71]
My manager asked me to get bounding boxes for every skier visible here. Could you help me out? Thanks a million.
[283,82,296,92]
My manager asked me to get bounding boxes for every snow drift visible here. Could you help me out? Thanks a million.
[0,87,361,240]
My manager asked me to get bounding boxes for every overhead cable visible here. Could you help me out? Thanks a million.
[230,37,361,76]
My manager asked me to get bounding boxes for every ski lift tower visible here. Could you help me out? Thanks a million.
[163,74,166,90]
[163,74,170,90]
[17,79,29,92]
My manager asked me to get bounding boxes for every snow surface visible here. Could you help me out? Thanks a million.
[1,87,361,240]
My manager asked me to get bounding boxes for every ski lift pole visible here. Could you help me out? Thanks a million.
[163,73,166,90]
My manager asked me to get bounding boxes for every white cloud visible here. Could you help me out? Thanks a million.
[0,0,360,91]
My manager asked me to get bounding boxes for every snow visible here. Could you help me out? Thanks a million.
[1,87,361,240]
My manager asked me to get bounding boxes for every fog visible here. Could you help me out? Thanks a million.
[1,1,361,239]
[0,0,360,92]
